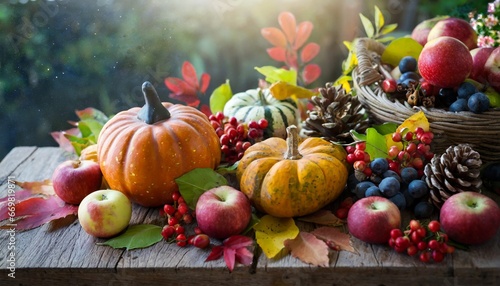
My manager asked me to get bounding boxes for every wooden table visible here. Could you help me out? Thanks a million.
[0,146,499,286]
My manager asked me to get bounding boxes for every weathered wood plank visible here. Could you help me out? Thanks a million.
[0,146,499,286]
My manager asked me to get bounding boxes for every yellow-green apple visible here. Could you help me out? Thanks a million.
[78,189,132,238]
[418,36,473,88]
[470,47,495,84]
[347,196,401,244]
[484,47,500,91]
[440,192,500,245]
[195,186,252,239]
[411,15,449,46]
[52,160,103,205]
[427,17,478,50]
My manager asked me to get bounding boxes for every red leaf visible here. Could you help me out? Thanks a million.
[235,247,253,266]
[301,42,320,63]
[302,63,321,85]
[205,245,224,261]
[223,247,236,271]
[279,11,297,44]
[181,61,199,90]
[50,128,80,153]
[293,21,313,50]
[164,77,186,94]
[267,47,287,62]
[169,93,200,107]
[204,235,254,272]
[223,235,253,249]
[199,73,211,94]
[0,195,78,231]
[199,104,212,117]
[284,232,329,267]
[261,27,287,48]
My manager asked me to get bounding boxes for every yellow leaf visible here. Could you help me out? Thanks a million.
[359,13,374,38]
[255,66,297,85]
[254,215,300,258]
[269,81,316,100]
[380,23,398,35]
[332,75,352,93]
[343,40,353,51]
[396,111,430,133]
[374,5,384,33]
[381,37,423,67]
[342,50,358,75]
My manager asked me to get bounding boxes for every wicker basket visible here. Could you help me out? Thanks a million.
[352,38,500,162]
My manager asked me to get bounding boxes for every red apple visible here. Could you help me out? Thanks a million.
[484,47,500,91]
[78,189,132,238]
[195,186,252,239]
[427,17,478,50]
[418,36,473,88]
[347,196,401,244]
[411,16,449,46]
[52,160,103,205]
[470,47,495,84]
[440,192,500,245]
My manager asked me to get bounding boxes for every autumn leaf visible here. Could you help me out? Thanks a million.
[269,81,316,101]
[253,215,299,258]
[0,180,78,231]
[297,209,344,226]
[396,111,430,133]
[284,231,329,267]
[311,226,357,254]
[205,235,254,272]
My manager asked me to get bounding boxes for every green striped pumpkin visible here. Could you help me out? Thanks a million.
[223,88,299,139]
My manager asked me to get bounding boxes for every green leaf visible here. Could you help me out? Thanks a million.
[216,161,239,176]
[78,119,104,140]
[97,224,163,250]
[175,168,228,209]
[381,37,423,67]
[376,36,396,43]
[372,122,398,135]
[209,80,233,114]
[365,127,388,160]
[359,13,374,38]
[380,23,398,35]
[350,130,366,142]
[254,66,297,85]
[374,5,384,33]
[76,107,109,124]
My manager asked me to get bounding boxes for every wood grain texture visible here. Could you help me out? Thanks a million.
[0,147,499,286]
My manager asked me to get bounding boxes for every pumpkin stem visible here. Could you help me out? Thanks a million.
[284,125,303,160]
[137,81,171,124]
[257,88,269,106]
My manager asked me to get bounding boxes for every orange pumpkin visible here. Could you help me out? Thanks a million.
[237,125,348,217]
[97,82,221,207]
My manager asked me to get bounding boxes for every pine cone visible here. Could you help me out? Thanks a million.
[302,83,369,144]
[424,144,483,209]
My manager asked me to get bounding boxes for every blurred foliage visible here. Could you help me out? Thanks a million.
[418,0,490,18]
[0,0,479,159]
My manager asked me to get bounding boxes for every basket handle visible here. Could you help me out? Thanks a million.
[354,38,386,86]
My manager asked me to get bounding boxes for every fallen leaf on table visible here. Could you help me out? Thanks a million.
[205,235,254,272]
[297,209,344,226]
[0,180,78,231]
[253,215,299,258]
[284,231,329,267]
[311,226,357,254]
[97,224,163,250]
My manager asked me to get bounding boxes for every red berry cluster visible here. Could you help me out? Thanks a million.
[346,128,435,177]
[209,112,268,164]
[161,191,210,249]
[334,197,354,219]
[345,142,372,177]
[389,127,434,176]
[389,220,455,263]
